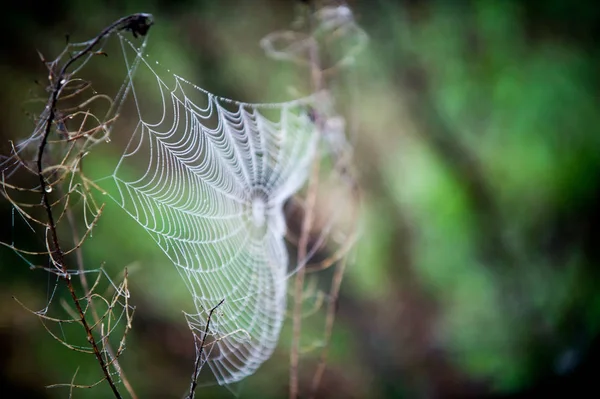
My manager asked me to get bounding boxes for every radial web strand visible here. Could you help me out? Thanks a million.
[109,37,320,385]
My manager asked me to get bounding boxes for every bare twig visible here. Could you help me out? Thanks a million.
[65,204,138,399]
[308,256,347,398]
[290,155,321,399]
[289,3,325,398]
[34,13,153,399]
[188,299,226,399]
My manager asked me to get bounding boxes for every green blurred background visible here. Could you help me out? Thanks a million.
[1,0,600,398]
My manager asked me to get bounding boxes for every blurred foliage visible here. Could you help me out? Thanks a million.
[1,1,600,398]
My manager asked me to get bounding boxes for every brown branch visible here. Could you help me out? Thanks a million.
[188,299,226,399]
[308,255,348,398]
[290,2,334,397]
[65,203,138,399]
[34,13,153,399]
[290,154,321,399]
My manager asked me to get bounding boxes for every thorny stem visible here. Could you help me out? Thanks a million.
[36,13,153,399]
[290,3,323,398]
[188,299,225,399]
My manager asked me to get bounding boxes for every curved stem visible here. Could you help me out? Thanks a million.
[36,13,153,399]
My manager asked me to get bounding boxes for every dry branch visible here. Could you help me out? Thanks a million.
[1,13,153,399]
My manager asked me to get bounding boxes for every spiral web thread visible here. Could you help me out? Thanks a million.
[110,36,320,385]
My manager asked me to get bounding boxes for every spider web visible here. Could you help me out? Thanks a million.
[0,6,361,390]
[107,36,321,385]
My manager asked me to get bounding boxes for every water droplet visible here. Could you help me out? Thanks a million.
[60,79,66,85]
[105,137,111,143]
[155,61,159,64]
[44,185,52,193]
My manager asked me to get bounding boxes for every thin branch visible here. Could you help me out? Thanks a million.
[290,2,325,398]
[290,158,320,399]
[34,13,153,399]
[188,298,226,399]
[65,205,137,399]
[308,256,348,399]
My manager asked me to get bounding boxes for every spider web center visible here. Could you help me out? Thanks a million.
[252,196,267,227]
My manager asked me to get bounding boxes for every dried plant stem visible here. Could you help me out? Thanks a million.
[308,256,347,399]
[290,157,321,399]
[37,66,124,399]
[65,205,138,399]
[290,3,324,398]
[35,13,153,399]
[188,299,225,399]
